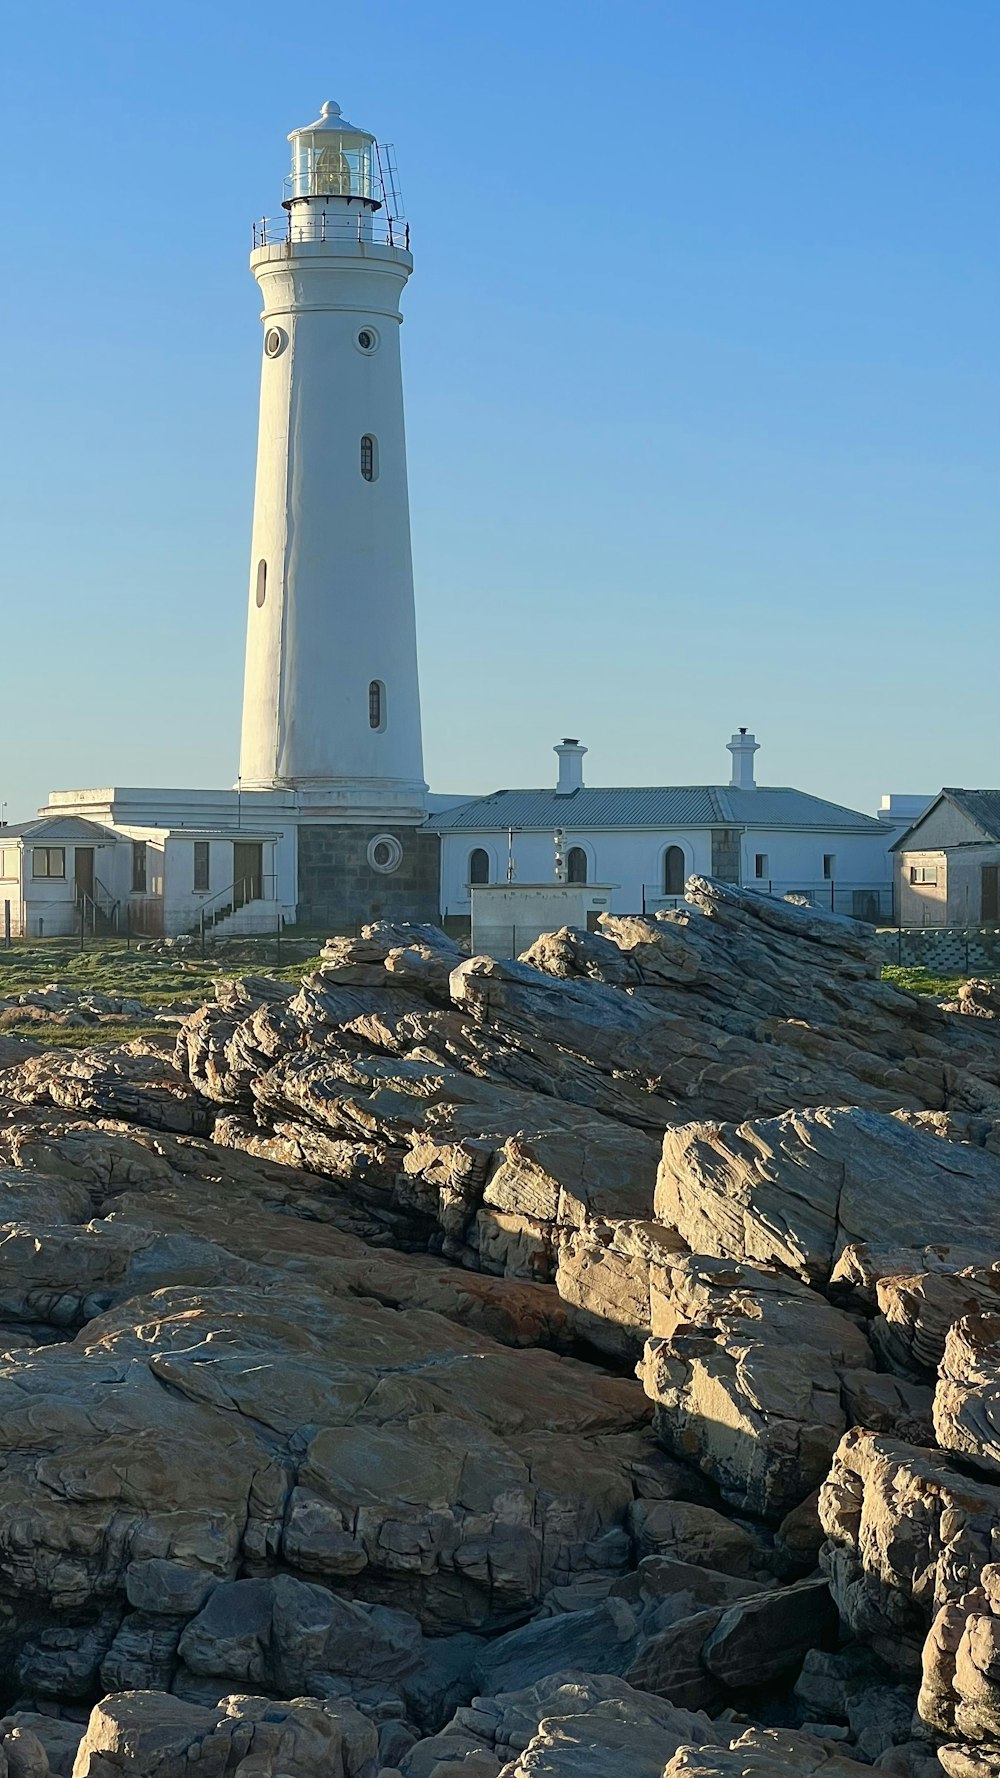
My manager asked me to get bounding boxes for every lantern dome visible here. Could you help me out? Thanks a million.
[287,100,377,202]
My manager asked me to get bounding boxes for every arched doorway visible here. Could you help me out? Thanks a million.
[469,848,490,886]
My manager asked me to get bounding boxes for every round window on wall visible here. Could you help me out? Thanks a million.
[367,833,403,874]
[356,327,379,354]
[264,326,286,358]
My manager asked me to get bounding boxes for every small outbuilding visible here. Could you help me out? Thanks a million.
[892,789,1000,927]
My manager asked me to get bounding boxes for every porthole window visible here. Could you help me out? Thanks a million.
[360,435,378,481]
[368,679,386,731]
[356,327,378,353]
[264,326,285,358]
[367,833,403,874]
[255,559,267,608]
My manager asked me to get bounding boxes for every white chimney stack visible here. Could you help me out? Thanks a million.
[555,738,587,795]
[727,728,759,790]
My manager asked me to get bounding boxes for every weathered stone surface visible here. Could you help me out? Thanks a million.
[656,1107,1000,1286]
[641,1254,873,1520]
[663,1725,876,1773]
[627,1499,763,1576]
[404,1671,719,1778]
[820,1430,1000,1677]
[875,1262,1000,1378]
[71,1689,378,1778]
[936,1316,1000,1477]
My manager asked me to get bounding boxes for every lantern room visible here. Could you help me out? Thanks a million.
[287,101,377,204]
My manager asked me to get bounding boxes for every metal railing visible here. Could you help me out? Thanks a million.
[77,874,120,936]
[251,212,410,251]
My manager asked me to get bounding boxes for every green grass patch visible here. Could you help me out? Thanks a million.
[0,938,320,1038]
[882,964,972,998]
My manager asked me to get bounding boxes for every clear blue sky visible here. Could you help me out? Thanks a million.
[2,0,997,821]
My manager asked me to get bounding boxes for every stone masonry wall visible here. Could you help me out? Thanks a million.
[297,825,441,933]
[711,828,741,883]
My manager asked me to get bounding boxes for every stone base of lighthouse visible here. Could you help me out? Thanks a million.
[296,823,440,931]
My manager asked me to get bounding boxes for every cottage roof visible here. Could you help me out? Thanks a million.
[426,785,883,834]
[890,788,1000,851]
[0,816,116,843]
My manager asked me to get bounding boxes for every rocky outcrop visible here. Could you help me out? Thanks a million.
[0,887,998,1770]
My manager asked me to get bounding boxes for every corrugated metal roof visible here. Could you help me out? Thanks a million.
[427,785,883,833]
[0,816,116,842]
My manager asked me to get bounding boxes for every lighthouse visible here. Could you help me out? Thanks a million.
[238,101,427,819]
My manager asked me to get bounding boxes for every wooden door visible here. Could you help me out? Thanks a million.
[75,848,95,900]
[982,864,999,922]
[233,842,263,908]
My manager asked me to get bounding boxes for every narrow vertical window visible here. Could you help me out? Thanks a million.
[754,853,769,880]
[469,848,490,886]
[360,435,378,481]
[132,841,147,894]
[369,679,385,730]
[193,841,210,893]
[255,560,267,607]
[567,846,588,884]
[663,846,685,896]
[823,854,836,880]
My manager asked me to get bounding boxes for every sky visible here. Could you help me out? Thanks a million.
[1,0,998,822]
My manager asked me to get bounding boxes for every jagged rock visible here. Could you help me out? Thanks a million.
[71,1690,378,1778]
[935,1316,1000,1477]
[875,1261,1000,1378]
[3,1048,212,1136]
[663,1725,876,1772]
[624,1577,836,1706]
[820,1430,1000,1678]
[627,1500,763,1576]
[403,1670,719,1778]
[656,1107,1000,1287]
[640,1254,874,1520]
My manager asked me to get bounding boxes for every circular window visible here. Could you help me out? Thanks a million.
[264,327,285,358]
[367,833,403,874]
[356,327,379,353]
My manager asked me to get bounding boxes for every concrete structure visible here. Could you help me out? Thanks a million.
[432,734,897,929]
[471,883,616,957]
[892,790,1000,927]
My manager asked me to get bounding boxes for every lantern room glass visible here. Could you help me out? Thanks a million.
[289,130,376,201]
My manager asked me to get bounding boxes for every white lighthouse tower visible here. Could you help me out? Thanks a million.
[238,100,427,819]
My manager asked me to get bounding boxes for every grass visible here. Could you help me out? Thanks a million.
[881,964,972,999]
[0,935,324,1049]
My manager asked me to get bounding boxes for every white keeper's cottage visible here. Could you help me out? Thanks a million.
[6,99,907,941]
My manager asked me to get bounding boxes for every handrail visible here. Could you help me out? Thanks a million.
[197,873,277,916]
[251,212,410,251]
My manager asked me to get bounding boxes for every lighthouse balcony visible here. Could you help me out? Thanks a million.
[252,211,410,253]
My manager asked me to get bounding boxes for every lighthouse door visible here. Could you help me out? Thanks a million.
[233,842,263,908]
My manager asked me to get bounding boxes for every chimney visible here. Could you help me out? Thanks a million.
[727,727,759,790]
[555,738,587,795]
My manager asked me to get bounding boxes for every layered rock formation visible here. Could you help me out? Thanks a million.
[0,881,997,1772]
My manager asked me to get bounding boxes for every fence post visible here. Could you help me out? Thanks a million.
[200,909,206,959]
[126,902,131,951]
[3,901,9,948]
[275,915,281,969]
[965,930,970,975]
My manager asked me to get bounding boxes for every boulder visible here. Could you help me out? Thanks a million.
[655,1107,1000,1286]
[71,1690,378,1778]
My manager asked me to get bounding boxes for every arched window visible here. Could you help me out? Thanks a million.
[469,848,490,886]
[360,435,378,481]
[567,846,588,884]
[368,680,386,730]
[255,559,267,608]
[664,845,685,896]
